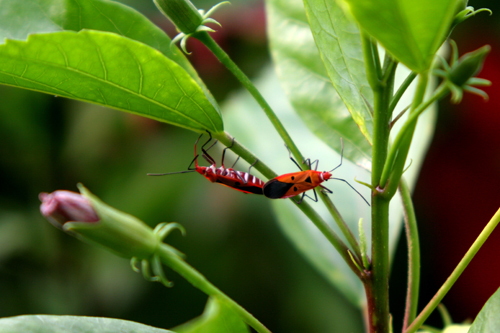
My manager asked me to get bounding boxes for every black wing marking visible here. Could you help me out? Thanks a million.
[263,179,295,199]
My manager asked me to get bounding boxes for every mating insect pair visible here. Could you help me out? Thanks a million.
[148,133,369,205]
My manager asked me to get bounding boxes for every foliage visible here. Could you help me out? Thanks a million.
[0,0,497,332]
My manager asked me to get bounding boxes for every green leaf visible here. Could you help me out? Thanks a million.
[0,0,219,117]
[174,297,250,333]
[265,0,372,166]
[468,286,500,332]
[0,30,223,133]
[341,0,458,72]
[0,315,175,333]
[303,0,374,145]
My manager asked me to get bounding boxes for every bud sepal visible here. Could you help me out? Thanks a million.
[434,41,491,103]
[40,184,186,287]
[154,0,230,54]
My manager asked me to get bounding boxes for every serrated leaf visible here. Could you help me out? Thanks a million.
[303,0,374,145]
[468,286,500,332]
[0,30,223,133]
[174,297,250,333]
[265,0,372,166]
[341,0,458,72]
[0,315,175,333]
[0,0,219,116]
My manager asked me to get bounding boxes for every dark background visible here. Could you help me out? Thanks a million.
[0,0,498,332]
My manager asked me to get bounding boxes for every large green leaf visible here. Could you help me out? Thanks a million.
[341,0,458,72]
[0,0,219,117]
[266,0,372,166]
[469,286,500,332]
[0,30,223,133]
[302,0,373,146]
[174,297,250,333]
[0,315,174,333]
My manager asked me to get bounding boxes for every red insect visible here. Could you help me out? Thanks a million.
[263,139,369,205]
[148,133,264,195]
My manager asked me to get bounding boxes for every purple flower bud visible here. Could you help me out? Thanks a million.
[39,190,99,229]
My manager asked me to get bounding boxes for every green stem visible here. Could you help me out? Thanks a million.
[215,132,277,180]
[370,194,390,332]
[361,33,382,93]
[362,33,395,333]
[215,132,362,278]
[380,79,448,196]
[320,192,362,261]
[405,207,500,333]
[196,32,306,170]
[389,72,417,115]
[399,178,420,331]
[158,244,272,333]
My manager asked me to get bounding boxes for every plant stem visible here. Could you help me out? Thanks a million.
[320,192,362,262]
[405,206,500,333]
[158,244,272,333]
[362,33,393,333]
[389,72,417,115]
[195,32,306,170]
[215,132,277,180]
[399,178,420,331]
[380,78,448,197]
[369,194,390,332]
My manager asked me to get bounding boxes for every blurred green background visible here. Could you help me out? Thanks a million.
[0,0,499,332]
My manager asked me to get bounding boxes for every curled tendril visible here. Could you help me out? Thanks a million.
[130,222,186,288]
[171,1,231,54]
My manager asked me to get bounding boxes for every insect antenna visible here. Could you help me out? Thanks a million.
[329,138,344,172]
[147,170,196,176]
[330,177,370,206]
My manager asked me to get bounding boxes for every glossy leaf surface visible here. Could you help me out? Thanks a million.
[0,315,174,333]
[0,31,223,133]
[0,0,219,119]
[266,0,372,167]
[342,0,458,72]
[303,0,374,146]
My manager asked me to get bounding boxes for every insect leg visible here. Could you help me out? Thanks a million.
[221,137,235,168]
[319,185,333,194]
[200,132,218,165]
[295,192,306,204]
[248,159,258,173]
[231,156,240,169]
[296,189,318,204]
[285,144,303,171]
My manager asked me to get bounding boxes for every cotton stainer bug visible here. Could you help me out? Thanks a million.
[148,133,265,195]
[263,139,370,205]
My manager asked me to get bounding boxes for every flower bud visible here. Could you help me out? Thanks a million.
[448,45,490,87]
[154,0,203,35]
[40,184,158,259]
[39,191,99,229]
